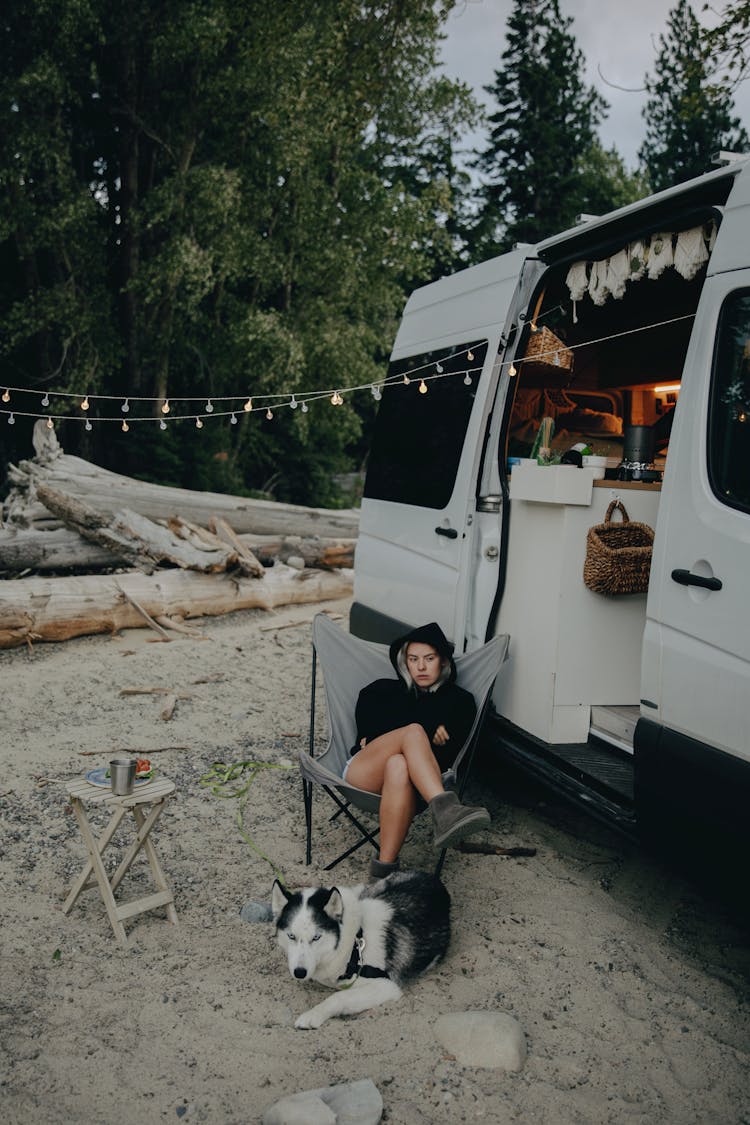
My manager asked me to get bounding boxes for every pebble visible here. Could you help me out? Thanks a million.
[434,1010,527,1071]
[262,1078,382,1125]
[240,900,273,923]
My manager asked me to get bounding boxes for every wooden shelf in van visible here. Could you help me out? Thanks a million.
[593,479,662,491]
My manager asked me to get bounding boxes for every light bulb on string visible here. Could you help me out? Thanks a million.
[46,417,53,430]
[161,399,170,414]
[1,389,9,403]
[330,391,343,405]
[467,350,474,361]
[121,398,130,413]
[159,418,167,430]
[300,401,308,413]
[403,375,410,385]
[195,417,203,429]
[81,395,90,411]
[419,379,428,394]
[509,363,517,377]
[436,363,443,374]
[266,408,273,420]
[42,393,50,407]
[85,418,92,431]
[230,413,237,424]
[244,397,253,412]
[7,413,15,425]
[289,395,297,410]
[372,386,382,401]
[122,420,129,432]
[205,400,214,413]
[464,373,472,386]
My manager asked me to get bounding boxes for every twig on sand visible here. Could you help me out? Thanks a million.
[457,841,537,858]
[115,583,172,641]
[76,746,190,756]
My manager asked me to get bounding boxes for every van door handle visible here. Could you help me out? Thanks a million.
[671,568,723,591]
[435,526,458,539]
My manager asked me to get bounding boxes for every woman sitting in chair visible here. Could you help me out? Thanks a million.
[344,622,490,879]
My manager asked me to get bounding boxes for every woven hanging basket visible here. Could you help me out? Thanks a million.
[522,325,574,376]
[583,499,654,596]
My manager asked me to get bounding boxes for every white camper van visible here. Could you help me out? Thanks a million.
[352,158,750,853]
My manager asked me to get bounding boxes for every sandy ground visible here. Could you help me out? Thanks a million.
[1,596,749,1125]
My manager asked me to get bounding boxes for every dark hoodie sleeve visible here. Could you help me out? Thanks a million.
[354,678,409,744]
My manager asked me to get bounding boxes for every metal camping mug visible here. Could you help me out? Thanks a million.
[109,758,137,796]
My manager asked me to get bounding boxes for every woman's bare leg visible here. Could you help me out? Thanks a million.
[344,723,444,802]
[378,754,417,863]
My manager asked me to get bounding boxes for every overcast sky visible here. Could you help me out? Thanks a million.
[439,0,750,169]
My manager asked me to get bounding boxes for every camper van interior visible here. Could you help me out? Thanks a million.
[507,224,711,479]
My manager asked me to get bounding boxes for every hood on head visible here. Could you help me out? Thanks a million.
[389,622,456,690]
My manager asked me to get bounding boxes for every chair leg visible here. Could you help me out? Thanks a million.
[434,847,448,878]
[302,779,313,865]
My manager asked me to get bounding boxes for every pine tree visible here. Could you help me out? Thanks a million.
[639,0,749,192]
[472,0,608,255]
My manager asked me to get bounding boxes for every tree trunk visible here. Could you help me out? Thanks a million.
[0,564,352,649]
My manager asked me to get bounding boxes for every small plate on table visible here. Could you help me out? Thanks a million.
[85,767,154,788]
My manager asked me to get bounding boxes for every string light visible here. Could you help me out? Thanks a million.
[230,412,237,424]
[121,398,130,413]
[509,363,517,377]
[467,350,474,361]
[371,385,382,401]
[85,418,92,431]
[464,373,472,386]
[330,391,343,405]
[159,418,167,430]
[81,395,90,411]
[266,408,273,420]
[46,417,53,429]
[42,393,50,407]
[161,399,170,414]
[195,416,203,429]
[403,375,410,385]
[244,397,253,412]
[7,413,14,424]
[122,420,129,432]
[301,401,308,413]
[205,400,213,413]
[436,363,444,373]
[1,389,9,403]
[289,395,297,409]
[418,379,427,394]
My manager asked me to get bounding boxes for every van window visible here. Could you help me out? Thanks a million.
[708,291,750,513]
[364,341,487,509]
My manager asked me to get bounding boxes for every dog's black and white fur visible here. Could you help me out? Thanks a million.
[271,870,450,1029]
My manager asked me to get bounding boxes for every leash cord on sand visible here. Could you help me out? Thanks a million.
[199,760,291,887]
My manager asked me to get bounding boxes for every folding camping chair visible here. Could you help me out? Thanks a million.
[299,613,509,874]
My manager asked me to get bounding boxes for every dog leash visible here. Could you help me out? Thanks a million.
[338,928,389,984]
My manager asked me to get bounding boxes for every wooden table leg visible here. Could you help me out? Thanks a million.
[62,801,127,915]
[65,799,129,946]
[132,802,178,925]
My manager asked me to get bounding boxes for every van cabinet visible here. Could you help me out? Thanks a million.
[494,468,661,745]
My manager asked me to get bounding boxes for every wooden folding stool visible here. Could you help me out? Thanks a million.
[62,775,178,946]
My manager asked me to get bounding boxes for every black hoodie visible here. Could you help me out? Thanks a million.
[351,623,477,770]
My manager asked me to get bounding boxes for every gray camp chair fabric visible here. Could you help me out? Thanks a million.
[300,613,509,871]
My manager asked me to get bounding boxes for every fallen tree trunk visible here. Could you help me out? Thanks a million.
[0,525,355,574]
[0,564,353,649]
[4,421,359,538]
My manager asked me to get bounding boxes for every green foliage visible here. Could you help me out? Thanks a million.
[0,0,479,502]
[640,0,749,192]
[472,0,608,255]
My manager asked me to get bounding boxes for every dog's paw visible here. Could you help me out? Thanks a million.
[295,1008,326,1030]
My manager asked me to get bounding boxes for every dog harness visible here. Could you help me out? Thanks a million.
[338,928,389,984]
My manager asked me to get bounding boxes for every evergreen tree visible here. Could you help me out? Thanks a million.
[639,0,749,192]
[472,0,608,255]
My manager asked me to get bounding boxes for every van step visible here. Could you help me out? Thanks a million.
[590,705,639,754]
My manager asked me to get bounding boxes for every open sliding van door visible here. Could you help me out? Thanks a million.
[351,248,533,649]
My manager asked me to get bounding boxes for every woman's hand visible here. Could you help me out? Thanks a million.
[432,725,450,747]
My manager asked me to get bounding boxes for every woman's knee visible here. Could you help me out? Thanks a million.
[403,723,430,748]
[383,753,410,788]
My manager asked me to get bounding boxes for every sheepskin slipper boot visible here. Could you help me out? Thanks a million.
[369,856,400,879]
[430,791,490,849]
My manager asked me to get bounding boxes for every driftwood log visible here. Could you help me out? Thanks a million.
[0,564,353,649]
[3,420,360,538]
[0,525,355,574]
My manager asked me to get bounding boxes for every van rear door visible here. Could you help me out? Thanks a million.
[351,250,529,648]
[640,268,750,765]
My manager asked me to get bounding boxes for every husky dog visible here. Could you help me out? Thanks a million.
[271,870,451,1029]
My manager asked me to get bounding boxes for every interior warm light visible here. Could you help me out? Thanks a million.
[654,384,681,394]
